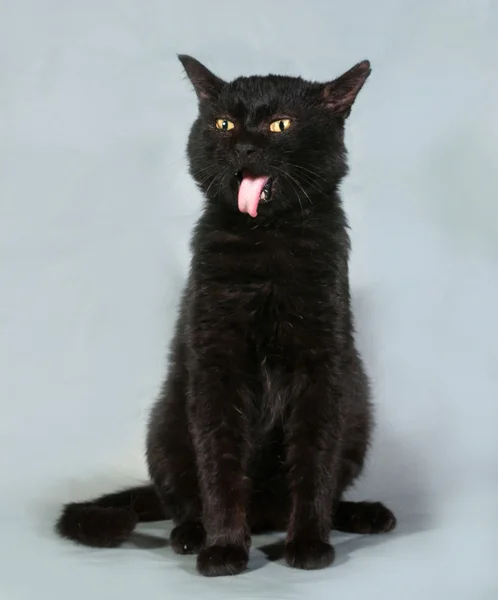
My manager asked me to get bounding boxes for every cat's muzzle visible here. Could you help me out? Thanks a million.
[236,171,275,203]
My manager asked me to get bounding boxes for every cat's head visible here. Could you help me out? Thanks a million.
[179,55,371,217]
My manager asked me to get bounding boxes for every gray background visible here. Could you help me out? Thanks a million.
[1,1,497,598]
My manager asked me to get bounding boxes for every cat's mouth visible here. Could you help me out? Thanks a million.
[236,170,275,217]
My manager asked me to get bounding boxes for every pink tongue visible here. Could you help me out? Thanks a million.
[238,174,269,217]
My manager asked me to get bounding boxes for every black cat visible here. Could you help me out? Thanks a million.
[56,55,396,577]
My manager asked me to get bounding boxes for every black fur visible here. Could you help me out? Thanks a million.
[56,55,396,576]
[56,485,164,547]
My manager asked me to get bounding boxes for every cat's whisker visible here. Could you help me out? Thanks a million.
[214,167,230,198]
[288,162,329,183]
[197,170,221,189]
[289,171,324,196]
[205,172,222,196]
[205,166,229,197]
[275,166,314,209]
[274,167,305,216]
[192,164,221,178]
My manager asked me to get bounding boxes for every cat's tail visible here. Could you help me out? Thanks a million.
[56,484,167,548]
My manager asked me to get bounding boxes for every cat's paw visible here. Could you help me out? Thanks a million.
[196,544,249,577]
[285,539,335,570]
[170,521,206,555]
[364,502,396,533]
[354,502,396,534]
[334,501,397,534]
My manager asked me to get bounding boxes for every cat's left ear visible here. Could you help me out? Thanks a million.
[322,60,371,118]
[178,54,225,102]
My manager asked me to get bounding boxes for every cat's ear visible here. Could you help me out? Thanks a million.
[177,54,225,102]
[322,60,371,118]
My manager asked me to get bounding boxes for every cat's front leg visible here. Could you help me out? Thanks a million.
[284,364,343,570]
[187,331,253,577]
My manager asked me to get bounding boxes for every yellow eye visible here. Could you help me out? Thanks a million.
[270,118,291,132]
[215,119,235,131]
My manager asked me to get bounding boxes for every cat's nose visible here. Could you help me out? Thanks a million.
[235,142,257,162]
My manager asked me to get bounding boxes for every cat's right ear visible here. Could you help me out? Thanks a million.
[177,55,225,102]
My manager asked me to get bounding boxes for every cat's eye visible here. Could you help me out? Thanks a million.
[269,118,291,133]
[215,119,235,131]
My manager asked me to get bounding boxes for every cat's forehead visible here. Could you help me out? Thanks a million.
[216,75,314,119]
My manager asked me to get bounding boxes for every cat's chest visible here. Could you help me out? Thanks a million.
[199,231,333,323]
[205,226,323,274]
[207,235,313,286]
